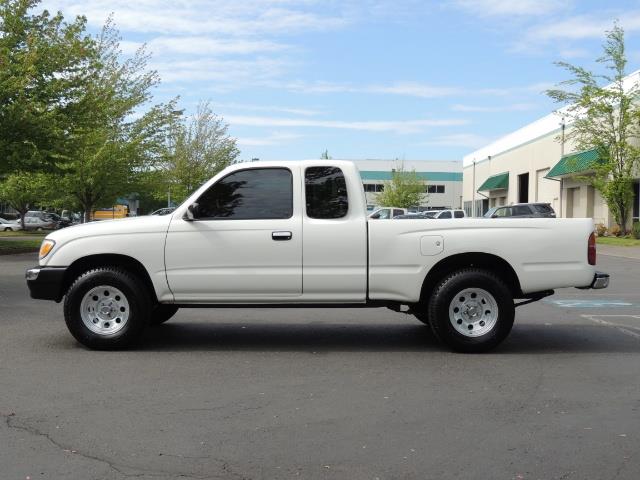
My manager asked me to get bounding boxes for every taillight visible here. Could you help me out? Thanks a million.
[588,232,596,265]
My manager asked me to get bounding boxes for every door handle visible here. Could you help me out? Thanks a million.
[272,231,292,241]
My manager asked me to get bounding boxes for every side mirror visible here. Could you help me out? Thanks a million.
[185,203,199,221]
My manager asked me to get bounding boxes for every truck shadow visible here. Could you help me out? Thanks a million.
[137,321,640,353]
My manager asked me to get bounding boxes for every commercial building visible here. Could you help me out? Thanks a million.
[342,159,462,210]
[462,70,640,226]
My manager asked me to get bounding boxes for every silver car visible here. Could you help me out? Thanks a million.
[0,217,22,232]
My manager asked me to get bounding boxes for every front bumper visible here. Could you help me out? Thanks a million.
[26,266,68,302]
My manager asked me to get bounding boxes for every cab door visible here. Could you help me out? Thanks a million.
[164,166,302,302]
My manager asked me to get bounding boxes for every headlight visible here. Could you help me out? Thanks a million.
[39,239,55,259]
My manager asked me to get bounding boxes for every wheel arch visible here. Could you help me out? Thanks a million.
[62,254,158,303]
[420,252,522,304]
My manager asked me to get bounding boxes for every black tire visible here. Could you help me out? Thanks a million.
[150,304,179,326]
[3,227,10,232]
[63,267,151,350]
[427,268,514,353]
[413,309,429,325]
[36,227,43,231]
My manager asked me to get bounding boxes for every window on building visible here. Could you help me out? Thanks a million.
[196,168,292,220]
[376,184,384,192]
[363,184,377,192]
[426,185,445,194]
[306,167,349,219]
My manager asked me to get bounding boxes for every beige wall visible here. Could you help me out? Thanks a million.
[462,129,618,224]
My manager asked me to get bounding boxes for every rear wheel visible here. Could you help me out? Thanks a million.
[64,268,151,349]
[3,227,10,232]
[427,268,514,353]
[150,304,179,326]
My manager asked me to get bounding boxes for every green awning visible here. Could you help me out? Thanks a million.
[546,148,601,178]
[478,172,509,191]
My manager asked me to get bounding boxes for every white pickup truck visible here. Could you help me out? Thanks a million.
[26,160,609,352]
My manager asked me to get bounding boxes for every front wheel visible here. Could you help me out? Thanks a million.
[63,268,151,349]
[427,268,514,353]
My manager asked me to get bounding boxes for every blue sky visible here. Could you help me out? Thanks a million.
[41,0,640,161]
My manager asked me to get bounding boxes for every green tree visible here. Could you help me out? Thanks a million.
[546,23,640,233]
[0,0,93,175]
[58,19,179,221]
[375,164,425,208]
[320,149,331,159]
[0,171,48,227]
[160,101,239,203]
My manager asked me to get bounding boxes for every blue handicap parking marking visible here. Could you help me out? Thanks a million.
[544,299,634,308]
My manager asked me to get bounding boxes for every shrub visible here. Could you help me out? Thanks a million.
[633,222,640,240]
[610,224,622,237]
[595,223,607,237]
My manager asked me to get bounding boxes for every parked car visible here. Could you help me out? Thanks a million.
[151,207,176,216]
[393,214,428,219]
[23,216,57,231]
[484,203,556,219]
[27,160,608,353]
[422,209,466,219]
[0,217,22,231]
[368,207,408,219]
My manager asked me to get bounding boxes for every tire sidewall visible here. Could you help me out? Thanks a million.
[64,269,150,349]
[428,269,514,352]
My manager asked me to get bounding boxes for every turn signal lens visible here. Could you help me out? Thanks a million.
[39,239,55,259]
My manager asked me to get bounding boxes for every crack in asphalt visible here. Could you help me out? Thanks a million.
[1,412,246,480]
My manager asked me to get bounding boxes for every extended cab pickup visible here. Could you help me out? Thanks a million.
[26,161,609,352]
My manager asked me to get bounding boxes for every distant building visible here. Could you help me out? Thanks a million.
[338,159,463,210]
[462,70,640,226]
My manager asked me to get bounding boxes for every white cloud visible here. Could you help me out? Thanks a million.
[453,0,568,17]
[451,103,537,112]
[526,14,635,42]
[149,58,290,84]
[419,133,494,149]
[224,115,468,134]
[122,37,289,56]
[215,102,322,116]
[42,0,348,36]
[236,131,304,147]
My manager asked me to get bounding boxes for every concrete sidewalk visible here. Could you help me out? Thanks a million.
[598,243,640,260]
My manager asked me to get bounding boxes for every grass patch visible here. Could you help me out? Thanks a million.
[0,239,41,255]
[596,236,640,247]
[0,230,47,237]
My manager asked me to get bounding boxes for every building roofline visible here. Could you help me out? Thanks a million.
[462,69,640,168]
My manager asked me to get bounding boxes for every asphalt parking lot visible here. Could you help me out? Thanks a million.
[1,252,639,480]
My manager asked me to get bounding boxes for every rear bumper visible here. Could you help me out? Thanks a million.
[26,266,67,302]
[577,271,610,290]
[590,271,610,289]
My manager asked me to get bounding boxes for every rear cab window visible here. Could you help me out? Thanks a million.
[305,167,349,219]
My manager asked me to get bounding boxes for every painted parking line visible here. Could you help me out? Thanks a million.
[544,299,634,308]
[582,314,640,339]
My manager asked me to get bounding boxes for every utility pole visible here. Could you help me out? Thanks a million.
[559,118,565,218]
[472,160,476,217]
